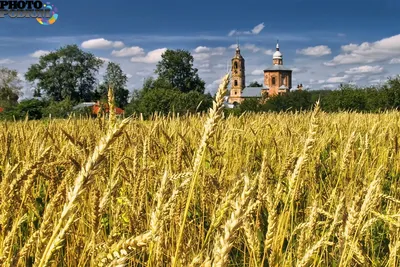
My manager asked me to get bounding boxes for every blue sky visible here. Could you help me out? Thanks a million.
[1,0,400,98]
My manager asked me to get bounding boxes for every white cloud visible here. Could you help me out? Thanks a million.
[30,50,50,58]
[192,47,226,62]
[344,65,383,74]
[131,48,167,64]
[369,79,383,84]
[211,47,226,55]
[194,46,211,53]
[326,75,351,83]
[0,59,15,64]
[390,58,400,64]
[228,22,265,36]
[81,38,125,49]
[251,23,265,35]
[338,33,346,37]
[251,69,264,76]
[193,53,211,61]
[111,46,145,57]
[136,71,152,76]
[243,44,261,53]
[126,74,133,79]
[296,45,332,57]
[324,34,400,66]
[309,79,325,84]
[214,63,226,69]
[229,43,274,55]
[323,84,336,89]
[264,50,274,55]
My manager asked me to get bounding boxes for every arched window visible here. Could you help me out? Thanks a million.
[234,62,238,69]
[234,80,238,86]
[272,77,276,85]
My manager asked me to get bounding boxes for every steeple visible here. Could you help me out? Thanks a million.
[273,40,283,65]
[229,38,246,104]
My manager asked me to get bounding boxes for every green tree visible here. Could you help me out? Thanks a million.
[25,45,103,102]
[97,62,130,108]
[155,49,205,93]
[248,81,262,87]
[0,67,22,107]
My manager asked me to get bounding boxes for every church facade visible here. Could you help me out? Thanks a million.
[228,42,299,105]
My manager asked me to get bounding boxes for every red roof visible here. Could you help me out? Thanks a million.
[92,103,124,115]
[0,107,4,113]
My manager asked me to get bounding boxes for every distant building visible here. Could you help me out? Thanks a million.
[73,101,124,115]
[228,41,301,105]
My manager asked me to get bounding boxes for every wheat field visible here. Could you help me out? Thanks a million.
[0,75,399,267]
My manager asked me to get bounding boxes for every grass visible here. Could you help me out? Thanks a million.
[0,76,400,266]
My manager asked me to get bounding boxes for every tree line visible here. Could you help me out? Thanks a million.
[1,44,400,120]
[0,45,212,120]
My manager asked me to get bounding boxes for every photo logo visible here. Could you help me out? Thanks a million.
[0,1,58,25]
[36,2,57,25]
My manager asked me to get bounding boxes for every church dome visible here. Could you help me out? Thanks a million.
[273,50,282,59]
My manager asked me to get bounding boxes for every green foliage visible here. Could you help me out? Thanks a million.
[125,88,212,118]
[0,99,45,120]
[155,49,206,93]
[25,45,103,102]
[41,98,74,119]
[248,81,263,87]
[0,67,22,107]
[96,62,130,108]
[233,76,400,114]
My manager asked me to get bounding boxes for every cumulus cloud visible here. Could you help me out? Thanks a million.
[389,58,400,64]
[324,34,400,66]
[344,65,384,74]
[229,43,274,55]
[111,46,145,57]
[228,22,265,36]
[192,47,226,63]
[296,45,332,57]
[0,59,15,64]
[194,46,211,53]
[251,69,264,76]
[30,50,50,58]
[323,84,336,89]
[81,38,125,49]
[131,48,167,64]
[309,79,325,85]
[326,75,351,83]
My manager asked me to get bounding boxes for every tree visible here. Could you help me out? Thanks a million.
[25,45,103,102]
[0,67,22,107]
[97,62,130,108]
[248,81,262,87]
[155,49,205,93]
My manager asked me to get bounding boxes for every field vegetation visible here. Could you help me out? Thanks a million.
[0,75,399,266]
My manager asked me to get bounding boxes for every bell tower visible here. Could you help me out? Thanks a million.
[229,43,245,104]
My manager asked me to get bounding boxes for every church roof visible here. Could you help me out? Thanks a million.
[240,87,267,98]
[264,65,292,71]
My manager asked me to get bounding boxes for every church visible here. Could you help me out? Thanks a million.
[228,41,302,105]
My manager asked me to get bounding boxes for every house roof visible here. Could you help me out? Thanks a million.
[241,87,264,98]
[0,107,3,113]
[72,102,96,110]
[264,65,292,72]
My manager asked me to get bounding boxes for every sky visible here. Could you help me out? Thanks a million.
[1,0,400,99]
